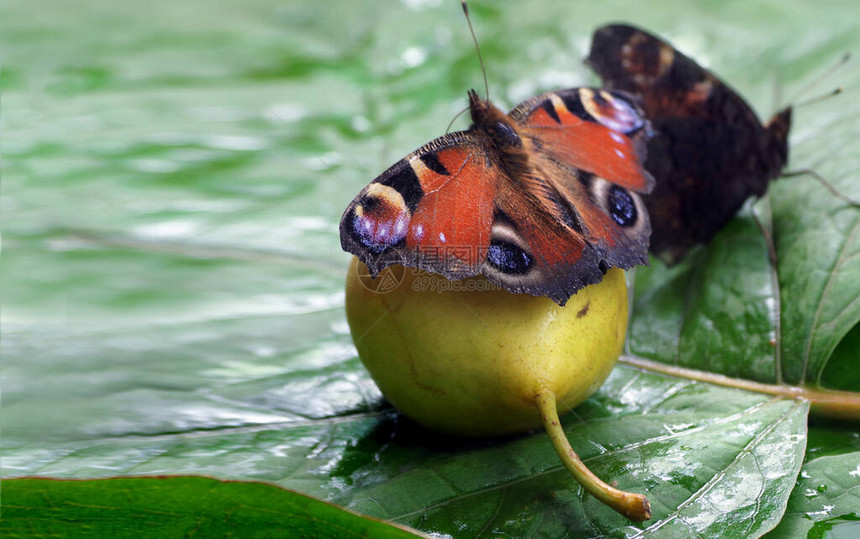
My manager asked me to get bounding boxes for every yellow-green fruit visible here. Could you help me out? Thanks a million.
[345,257,628,437]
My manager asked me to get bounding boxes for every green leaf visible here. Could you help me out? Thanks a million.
[0,476,422,538]
[3,0,859,537]
[767,422,860,538]
[629,215,778,382]
[2,365,811,537]
[629,193,860,389]
[772,180,860,388]
[335,372,810,538]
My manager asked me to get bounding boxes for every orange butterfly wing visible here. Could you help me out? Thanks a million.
[341,132,499,280]
[341,88,654,304]
[510,88,653,272]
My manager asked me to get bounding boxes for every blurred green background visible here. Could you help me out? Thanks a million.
[5,0,857,333]
[3,0,859,536]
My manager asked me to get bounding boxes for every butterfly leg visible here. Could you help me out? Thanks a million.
[750,202,784,386]
[781,168,860,207]
[750,204,778,268]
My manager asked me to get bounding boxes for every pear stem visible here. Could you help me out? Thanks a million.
[535,388,651,521]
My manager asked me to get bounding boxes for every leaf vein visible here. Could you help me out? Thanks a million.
[801,215,860,384]
[632,398,803,537]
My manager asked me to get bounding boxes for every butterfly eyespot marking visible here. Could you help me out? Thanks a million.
[578,88,644,134]
[606,186,637,227]
[485,217,535,276]
[583,174,643,229]
[351,183,411,251]
[487,239,533,274]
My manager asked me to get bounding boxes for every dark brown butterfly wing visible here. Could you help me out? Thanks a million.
[587,23,791,264]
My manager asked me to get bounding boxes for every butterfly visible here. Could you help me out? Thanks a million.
[340,87,655,305]
[587,23,793,265]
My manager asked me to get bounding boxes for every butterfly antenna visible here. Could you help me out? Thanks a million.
[462,0,490,101]
[778,53,856,207]
[794,87,843,109]
[445,105,470,134]
[782,168,860,207]
[784,52,851,108]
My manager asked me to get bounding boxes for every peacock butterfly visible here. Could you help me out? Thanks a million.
[340,87,655,305]
[587,23,793,265]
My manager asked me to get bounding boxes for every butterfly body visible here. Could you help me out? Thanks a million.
[341,87,655,305]
[587,24,792,264]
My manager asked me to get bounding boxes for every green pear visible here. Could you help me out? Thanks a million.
[345,257,650,521]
